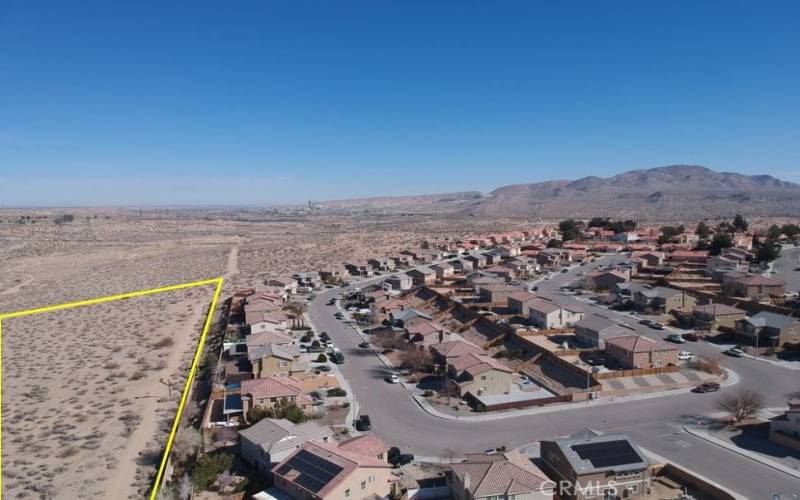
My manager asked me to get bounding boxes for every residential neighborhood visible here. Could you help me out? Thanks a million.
[174,216,800,499]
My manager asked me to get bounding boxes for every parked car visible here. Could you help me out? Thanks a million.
[330,351,345,364]
[650,322,665,330]
[385,373,400,384]
[358,341,370,349]
[334,312,343,319]
[315,365,332,373]
[667,334,687,344]
[388,447,414,467]
[677,351,694,361]
[724,347,745,358]
[639,319,653,326]
[561,268,569,273]
[319,332,330,340]
[355,415,372,431]
[693,381,721,393]
[683,332,700,342]
[326,299,336,305]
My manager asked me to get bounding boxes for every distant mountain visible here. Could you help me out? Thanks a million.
[319,165,800,220]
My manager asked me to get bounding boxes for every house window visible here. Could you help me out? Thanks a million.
[345,489,350,497]
[480,375,487,380]
[361,480,367,490]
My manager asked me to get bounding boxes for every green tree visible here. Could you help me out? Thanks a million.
[658,225,684,244]
[695,239,710,251]
[709,233,733,256]
[191,453,234,491]
[781,223,800,240]
[696,221,711,239]
[756,239,781,263]
[767,225,782,240]
[732,214,749,232]
[558,219,583,241]
[316,353,328,363]
[588,217,610,228]
[546,238,563,248]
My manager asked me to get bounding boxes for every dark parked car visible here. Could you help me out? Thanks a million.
[639,319,653,326]
[331,351,345,364]
[315,365,331,373]
[358,341,370,349]
[387,447,414,467]
[683,332,700,342]
[355,415,372,431]
[693,382,721,393]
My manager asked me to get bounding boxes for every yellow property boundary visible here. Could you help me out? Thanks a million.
[0,277,224,500]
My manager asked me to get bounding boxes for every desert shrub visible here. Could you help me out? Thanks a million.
[316,353,328,363]
[326,387,346,397]
[191,452,233,491]
[152,337,175,349]
[422,390,434,397]
[129,370,146,381]
[300,333,313,343]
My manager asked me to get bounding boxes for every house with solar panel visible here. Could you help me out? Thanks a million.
[239,418,335,473]
[271,435,393,499]
[539,428,651,499]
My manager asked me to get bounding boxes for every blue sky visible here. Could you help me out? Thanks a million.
[1,1,799,206]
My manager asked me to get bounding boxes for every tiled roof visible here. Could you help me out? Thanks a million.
[431,340,485,359]
[605,335,677,353]
[450,450,549,497]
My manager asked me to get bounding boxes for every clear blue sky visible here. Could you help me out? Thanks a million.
[1,1,799,206]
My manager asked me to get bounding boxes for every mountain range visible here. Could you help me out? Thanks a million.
[319,165,800,220]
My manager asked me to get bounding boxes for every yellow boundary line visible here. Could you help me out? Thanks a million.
[0,277,225,500]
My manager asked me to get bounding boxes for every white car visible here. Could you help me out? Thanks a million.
[677,351,694,361]
[385,373,400,384]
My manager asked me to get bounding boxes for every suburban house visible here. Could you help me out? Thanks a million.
[249,343,306,378]
[367,257,395,271]
[292,272,322,291]
[721,273,786,298]
[448,352,513,397]
[589,270,630,291]
[389,308,433,329]
[404,320,449,348]
[691,303,746,331]
[734,311,800,348]
[631,251,665,267]
[706,255,746,274]
[484,264,516,281]
[527,298,584,329]
[430,262,455,279]
[430,340,485,365]
[468,274,504,289]
[464,253,488,269]
[540,428,651,500]
[574,315,630,348]
[506,290,538,316]
[604,335,679,369]
[318,266,346,283]
[496,244,522,257]
[450,258,474,272]
[241,376,313,415]
[239,418,334,472]
[271,437,393,500]
[344,261,373,277]
[631,285,697,313]
[382,274,412,291]
[478,283,523,305]
[448,450,554,500]
[406,267,437,286]
[769,400,800,451]
[266,277,299,295]
[667,250,709,264]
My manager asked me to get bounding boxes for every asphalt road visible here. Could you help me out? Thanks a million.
[307,260,800,498]
[774,245,800,294]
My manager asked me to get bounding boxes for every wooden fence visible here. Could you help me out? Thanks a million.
[593,364,679,380]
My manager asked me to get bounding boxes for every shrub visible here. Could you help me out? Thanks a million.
[300,333,313,343]
[191,452,233,491]
[422,390,434,397]
[312,340,321,348]
[152,337,175,349]
[326,388,346,397]
[316,353,328,363]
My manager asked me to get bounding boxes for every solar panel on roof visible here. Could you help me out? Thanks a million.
[275,449,344,493]
[571,440,641,469]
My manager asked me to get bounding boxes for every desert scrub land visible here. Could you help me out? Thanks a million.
[2,285,218,499]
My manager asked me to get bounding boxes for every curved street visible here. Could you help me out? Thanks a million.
[307,260,800,499]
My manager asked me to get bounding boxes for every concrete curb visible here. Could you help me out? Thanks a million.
[683,426,800,480]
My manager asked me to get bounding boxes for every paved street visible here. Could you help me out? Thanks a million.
[307,261,800,498]
[774,245,800,294]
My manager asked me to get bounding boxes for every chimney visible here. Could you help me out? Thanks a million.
[463,472,470,490]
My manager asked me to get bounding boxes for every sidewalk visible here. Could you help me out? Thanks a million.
[638,447,748,500]
[683,425,800,480]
